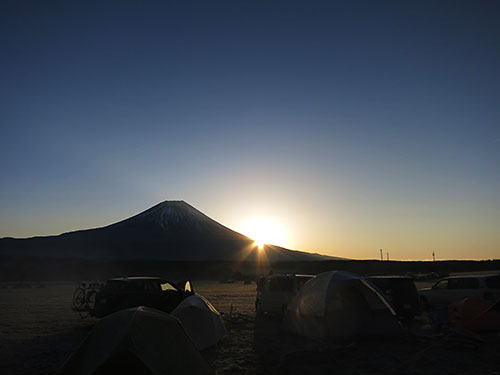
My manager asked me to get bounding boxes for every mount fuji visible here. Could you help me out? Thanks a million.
[0,200,336,262]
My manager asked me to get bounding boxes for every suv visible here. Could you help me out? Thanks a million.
[366,276,421,320]
[418,275,500,310]
[255,274,314,315]
[92,277,194,318]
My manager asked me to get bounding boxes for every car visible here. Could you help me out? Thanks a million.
[91,276,194,318]
[418,274,500,310]
[366,276,421,320]
[255,274,314,316]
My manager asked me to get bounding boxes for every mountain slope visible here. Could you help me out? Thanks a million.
[0,200,338,261]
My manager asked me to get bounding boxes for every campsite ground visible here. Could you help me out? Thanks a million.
[1,281,499,374]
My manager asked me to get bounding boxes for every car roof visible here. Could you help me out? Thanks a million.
[367,276,412,280]
[266,274,314,279]
[108,276,163,281]
[442,275,490,279]
[265,274,291,279]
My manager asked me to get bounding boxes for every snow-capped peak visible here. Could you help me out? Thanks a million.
[118,200,234,234]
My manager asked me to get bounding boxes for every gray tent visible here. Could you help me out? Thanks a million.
[283,271,403,341]
[171,295,226,351]
[60,306,212,375]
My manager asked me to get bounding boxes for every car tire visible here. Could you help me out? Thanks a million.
[72,288,86,311]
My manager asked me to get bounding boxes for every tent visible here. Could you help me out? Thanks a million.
[171,295,226,351]
[60,306,212,375]
[283,271,403,341]
[449,298,500,331]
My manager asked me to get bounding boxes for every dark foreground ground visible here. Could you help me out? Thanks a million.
[1,281,499,374]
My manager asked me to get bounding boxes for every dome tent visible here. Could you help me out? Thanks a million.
[283,271,403,341]
[60,306,211,375]
[171,295,226,351]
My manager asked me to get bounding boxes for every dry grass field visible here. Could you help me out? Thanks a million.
[1,280,500,374]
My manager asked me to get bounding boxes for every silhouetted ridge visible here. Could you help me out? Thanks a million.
[0,200,338,262]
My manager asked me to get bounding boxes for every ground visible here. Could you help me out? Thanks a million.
[1,281,499,374]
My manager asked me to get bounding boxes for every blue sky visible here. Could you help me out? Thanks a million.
[1,1,499,259]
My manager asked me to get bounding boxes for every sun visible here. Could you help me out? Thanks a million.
[254,239,265,250]
[238,217,287,249]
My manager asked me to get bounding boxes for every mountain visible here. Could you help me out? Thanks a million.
[0,201,337,262]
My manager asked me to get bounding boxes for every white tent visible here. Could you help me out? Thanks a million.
[171,295,226,351]
[60,306,211,375]
[284,271,403,341]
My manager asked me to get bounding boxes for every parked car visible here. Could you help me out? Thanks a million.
[92,277,194,318]
[255,274,314,315]
[366,276,421,320]
[418,275,500,310]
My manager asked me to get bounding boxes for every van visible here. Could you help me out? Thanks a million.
[418,275,500,309]
[255,274,314,315]
[366,276,421,320]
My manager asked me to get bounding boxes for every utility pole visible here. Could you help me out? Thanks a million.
[432,251,436,262]
[386,252,389,261]
[380,249,383,261]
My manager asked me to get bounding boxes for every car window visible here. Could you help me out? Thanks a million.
[486,276,500,289]
[144,280,160,292]
[392,279,417,292]
[434,280,448,289]
[270,278,294,292]
[449,278,479,289]
[367,278,389,290]
[160,282,177,292]
[127,280,146,291]
[105,280,127,291]
[296,277,313,289]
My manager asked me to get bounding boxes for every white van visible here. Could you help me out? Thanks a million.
[418,275,500,309]
[255,274,314,315]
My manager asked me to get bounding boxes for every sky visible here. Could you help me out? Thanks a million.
[1,1,499,260]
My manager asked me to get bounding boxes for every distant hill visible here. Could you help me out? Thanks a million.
[0,200,338,262]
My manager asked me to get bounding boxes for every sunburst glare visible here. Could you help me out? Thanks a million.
[239,217,287,248]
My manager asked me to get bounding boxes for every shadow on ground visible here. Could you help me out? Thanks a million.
[249,314,500,375]
[0,323,94,375]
